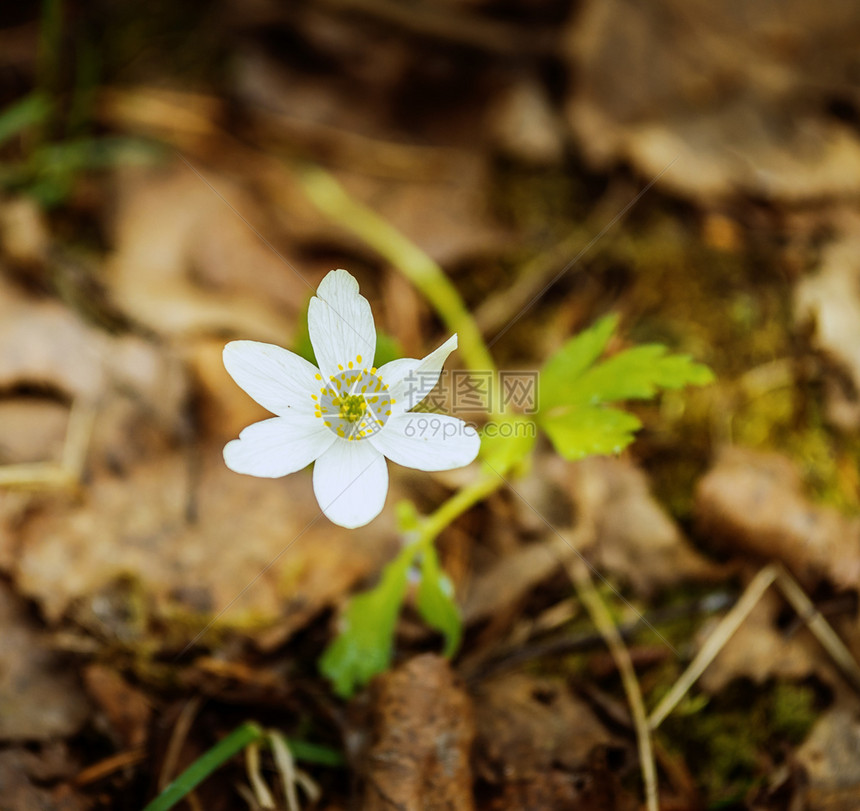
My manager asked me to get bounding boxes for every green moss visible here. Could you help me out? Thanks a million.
[769,681,818,744]
[657,679,822,807]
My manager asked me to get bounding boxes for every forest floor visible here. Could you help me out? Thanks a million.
[2,1,860,809]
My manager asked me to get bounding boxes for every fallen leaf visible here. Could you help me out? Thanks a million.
[0,195,49,267]
[0,275,189,472]
[697,588,832,694]
[569,457,722,596]
[461,534,571,627]
[0,275,111,402]
[8,445,399,646]
[488,74,565,165]
[0,582,90,741]
[796,694,860,811]
[472,672,634,811]
[361,654,475,811]
[795,220,860,430]
[83,664,152,749]
[694,446,860,590]
[106,164,307,343]
[564,0,860,202]
[0,748,86,811]
[0,398,68,464]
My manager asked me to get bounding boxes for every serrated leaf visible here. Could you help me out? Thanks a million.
[416,545,461,657]
[538,315,714,460]
[541,405,641,460]
[319,545,414,698]
[540,315,618,412]
[571,344,715,405]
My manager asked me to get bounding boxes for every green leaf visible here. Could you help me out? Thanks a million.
[571,344,715,405]
[416,545,461,657]
[540,315,618,411]
[538,315,714,460]
[319,544,416,698]
[143,722,265,811]
[541,405,641,460]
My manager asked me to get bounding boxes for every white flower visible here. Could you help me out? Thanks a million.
[222,269,481,528]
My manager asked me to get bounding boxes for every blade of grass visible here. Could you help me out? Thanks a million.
[0,94,51,147]
[284,739,345,767]
[142,722,265,811]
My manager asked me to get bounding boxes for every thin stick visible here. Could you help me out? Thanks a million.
[158,696,203,791]
[0,461,76,489]
[567,556,659,811]
[0,399,95,491]
[774,564,860,692]
[73,747,146,786]
[648,564,778,731]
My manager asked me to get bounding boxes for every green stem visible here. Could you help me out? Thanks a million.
[296,164,498,382]
[416,471,503,552]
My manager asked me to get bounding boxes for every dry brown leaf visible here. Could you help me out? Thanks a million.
[461,534,570,626]
[0,398,68,464]
[694,446,860,590]
[565,0,860,202]
[0,748,86,811]
[0,275,111,402]
[0,582,90,741]
[232,36,507,265]
[106,165,309,343]
[570,457,722,596]
[185,336,272,441]
[464,456,718,627]
[795,220,860,430]
[361,654,475,811]
[83,664,152,749]
[697,588,832,694]
[472,672,634,811]
[332,159,507,267]
[0,275,189,473]
[796,693,860,811]
[8,445,399,642]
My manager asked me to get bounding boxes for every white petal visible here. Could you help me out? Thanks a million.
[224,341,320,416]
[378,334,458,415]
[369,413,480,471]
[308,269,376,380]
[224,415,336,478]
[312,439,388,528]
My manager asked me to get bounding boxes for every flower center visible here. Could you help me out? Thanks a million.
[336,393,366,423]
[312,355,395,441]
